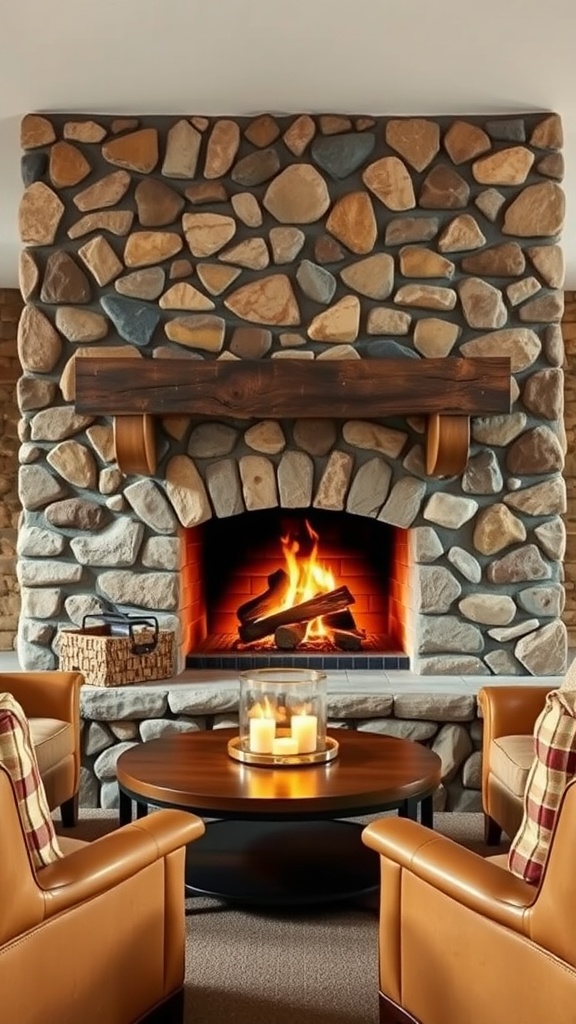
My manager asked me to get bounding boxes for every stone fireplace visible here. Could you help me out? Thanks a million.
[16,110,567,677]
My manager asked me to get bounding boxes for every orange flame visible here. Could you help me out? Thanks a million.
[278,520,336,639]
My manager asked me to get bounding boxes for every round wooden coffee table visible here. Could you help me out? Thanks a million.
[116,728,441,907]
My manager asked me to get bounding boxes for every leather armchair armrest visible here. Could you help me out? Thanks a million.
[0,671,83,725]
[478,685,550,743]
[37,809,205,917]
[362,817,536,934]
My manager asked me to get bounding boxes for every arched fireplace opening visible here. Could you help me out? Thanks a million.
[181,509,412,670]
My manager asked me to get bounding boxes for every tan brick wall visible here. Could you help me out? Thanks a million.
[0,288,23,650]
[562,291,576,644]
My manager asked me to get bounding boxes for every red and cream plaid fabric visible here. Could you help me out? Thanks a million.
[0,692,63,870]
[508,688,576,886]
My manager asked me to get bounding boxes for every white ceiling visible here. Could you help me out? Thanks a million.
[1,0,575,287]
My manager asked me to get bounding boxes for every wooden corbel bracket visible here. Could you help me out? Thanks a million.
[74,356,511,479]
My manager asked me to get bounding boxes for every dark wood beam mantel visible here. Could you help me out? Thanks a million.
[74,356,512,478]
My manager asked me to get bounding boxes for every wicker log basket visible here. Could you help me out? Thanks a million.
[58,613,175,687]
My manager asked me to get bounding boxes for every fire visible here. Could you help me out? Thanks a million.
[278,520,336,639]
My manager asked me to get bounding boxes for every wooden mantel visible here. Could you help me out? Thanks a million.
[74,356,512,478]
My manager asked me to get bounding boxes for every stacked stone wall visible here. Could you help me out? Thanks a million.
[0,289,23,650]
[15,111,568,675]
[562,291,576,642]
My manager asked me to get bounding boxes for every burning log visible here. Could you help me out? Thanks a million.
[274,623,307,650]
[238,585,355,644]
[324,609,357,631]
[237,569,290,625]
[330,628,364,651]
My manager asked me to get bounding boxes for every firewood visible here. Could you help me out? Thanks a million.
[237,569,290,624]
[239,586,355,643]
[274,623,307,650]
[331,628,364,651]
[324,609,357,631]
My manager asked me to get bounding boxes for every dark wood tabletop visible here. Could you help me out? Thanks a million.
[116,727,442,819]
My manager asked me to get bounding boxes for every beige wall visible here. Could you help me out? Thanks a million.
[0,287,22,649]
[1,287,576,653]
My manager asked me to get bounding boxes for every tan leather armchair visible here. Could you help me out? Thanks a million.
[0,762,205,1024]
[478,685,549,845]
[362,777,576,1024]
[1,671,83,826]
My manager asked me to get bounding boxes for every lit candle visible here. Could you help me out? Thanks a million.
[272,737,299,756]
[291,714,318,753]
[249,716,276,753]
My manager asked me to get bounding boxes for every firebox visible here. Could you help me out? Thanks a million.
[181,509,412,670]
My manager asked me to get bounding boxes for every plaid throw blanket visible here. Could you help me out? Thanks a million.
[0,692,63,869]
[508,688,576,886]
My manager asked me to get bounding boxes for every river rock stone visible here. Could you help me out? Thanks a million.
[399,247,454,278]
[293,419,337,456]
[63,120,106,143]
[531,114,563,150]
[100,294,160,345]
[239,455,278,510]
[206,459,244,518]
[49,141,91,189]
[534,518,566,560]
[244,114,280,147]
[432,724,473,782]
[420,566,461,613]
[471,413,527,447]
[21,114,56,148]
[317,345,360,361]
[30,406,93,442]
[339,254,394,301]
[124,479,178,533]
[462,242,525,277]
[73,170,131,212]
[423,493,478,529]
[162,119,201,178]
[473,503,526,554]
[412,526,443,563]
[362,157,416,210]
[19,250,40,300]
[231,193,263,227]
[343,420,406,458]
[518,585,564,618]
[269,227,306,264]
[487,544,551,584]
[97,570,178,611]
[461,328,540,372]
[514,620,567,676]
[474,188,506,222]
[378,477,426,527]
[447,547,481,583]
[165,455,212,527]
[19,182,65,245]
[367,308,411,335]
[70,518,143,567]
[462,451,503,494]
[313,451,354,511]
[443,121,491,164]
[385,217,439,245]
[115,267,166,300]
[437,215,486,253]
[277,451,314,508]
[488,619,540,642]
[507,277,541,306]
[419,165,470,208]
[224,275,300,326]
[78,235,123,287]
[232,148,281,187]
[20,587,62,619]
[473,146,534,185]
[159,282,215,311]
[17,305,62,372]
[503,182,565,237]
[196,264,241,296]
[283,115,316,156]
[102,128,158,173]
[262,164,330,223]
[527,245,565,288]
[41,251,91,304]
[18,464,67,510]
[55,307,108,343]
[519,292,564,323]
[419,616,483,654]
[458,278,507,329]
[244,421,285,455]
[296,260,336,304]
[188,423,238,458]
[504,476,566,516]
[219,237,269,270]
[506,425,564,475]
[17,525,65,558]
[325,192,377,254]
[47,440,97,488]
[413,317,459,357]
[44,498,109,530]
[385,118,439,171]
[308,295,360,342]
[134,178,184,227]
[164,314,225,352]
[394,284,456,311]
[346,458,392,518]
[204,120,241,178]
[311,132,375,179]
[459,594,516,625]
[124,231,183,267]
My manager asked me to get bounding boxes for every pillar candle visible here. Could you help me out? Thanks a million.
[271,737,299,755]
[290,714,318,753]
[249,716,276,754]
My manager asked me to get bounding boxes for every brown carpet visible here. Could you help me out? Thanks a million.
[56,811,508,1024]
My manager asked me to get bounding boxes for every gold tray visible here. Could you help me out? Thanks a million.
[227,734,339,767]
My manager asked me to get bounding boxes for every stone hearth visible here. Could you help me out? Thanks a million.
[16,110,567,676]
